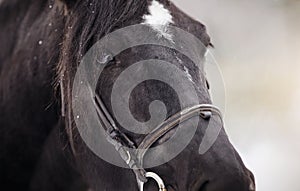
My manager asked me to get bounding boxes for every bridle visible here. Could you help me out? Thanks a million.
[91,91,223,191]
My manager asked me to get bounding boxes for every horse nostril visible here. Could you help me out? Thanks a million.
[249,183,255,191]
[245,168,256,191]
[198,181,209,191]
[247,175,256,191]
[166,185,176,191]
[191,180,209,191]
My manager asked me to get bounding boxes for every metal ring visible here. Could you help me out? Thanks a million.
[139,172,167,191]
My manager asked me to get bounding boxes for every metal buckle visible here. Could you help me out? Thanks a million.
[139,172,167,191]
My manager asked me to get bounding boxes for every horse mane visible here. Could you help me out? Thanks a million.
[57,0,150,153]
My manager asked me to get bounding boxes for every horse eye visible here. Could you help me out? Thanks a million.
[96,54,113,65]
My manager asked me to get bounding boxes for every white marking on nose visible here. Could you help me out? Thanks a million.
[142,0,174,41]
[183,66,194,83]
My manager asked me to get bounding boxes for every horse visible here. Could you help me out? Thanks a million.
[0,0,255,190]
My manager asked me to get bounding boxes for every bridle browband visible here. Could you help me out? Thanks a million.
[90,90,223,191]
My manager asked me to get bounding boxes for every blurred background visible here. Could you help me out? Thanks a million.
[172,0,300,190]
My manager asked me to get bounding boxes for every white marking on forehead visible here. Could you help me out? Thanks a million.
[142,0,174,41]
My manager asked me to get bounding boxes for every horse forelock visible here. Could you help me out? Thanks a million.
[57,0,151,153]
